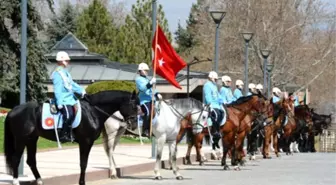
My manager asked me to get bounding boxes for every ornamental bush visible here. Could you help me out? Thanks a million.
[85,81,136,94]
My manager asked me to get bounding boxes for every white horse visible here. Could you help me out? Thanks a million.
[101,111,134,179]
[150,98,209,180]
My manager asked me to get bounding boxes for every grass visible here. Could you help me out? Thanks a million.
[0,115,151,154]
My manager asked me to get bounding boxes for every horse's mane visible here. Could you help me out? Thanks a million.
[165,97,203,110]
[228,95,255,106]
[87,90,132,105]
[295,104,310,111]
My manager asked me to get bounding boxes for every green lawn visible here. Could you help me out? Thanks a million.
[0,116,150,153]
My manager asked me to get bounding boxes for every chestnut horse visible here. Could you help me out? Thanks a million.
[176,94,268,169]
[262,98,291,158]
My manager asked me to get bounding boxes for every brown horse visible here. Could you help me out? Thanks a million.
[262,98,292,158]
[220,94,268,170]
[177,94,268,168]
[279,98,297,155]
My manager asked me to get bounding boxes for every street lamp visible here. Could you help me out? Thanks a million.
[209,10,226,73]
[260,49,271,94]
[241,32,254,95]
[266,62,274,98]
[186,57,212,98]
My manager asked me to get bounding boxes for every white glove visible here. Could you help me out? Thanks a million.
[150,77,156,85]
[157,93,162,100]
[57,105,63,109]
[81,91,86,98]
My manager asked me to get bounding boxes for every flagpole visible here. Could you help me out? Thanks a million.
[149,20,159,139]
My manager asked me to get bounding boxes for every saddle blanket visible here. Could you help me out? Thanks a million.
[41,100,82,130]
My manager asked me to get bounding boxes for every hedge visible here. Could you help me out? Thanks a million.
[86,81,136,94]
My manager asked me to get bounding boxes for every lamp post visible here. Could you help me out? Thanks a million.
[266,63,274,98]
[260,49,271,94]
[187,57,212,98]
[241,32,254,95]
[209,10,226,73]
[18,0,28,176]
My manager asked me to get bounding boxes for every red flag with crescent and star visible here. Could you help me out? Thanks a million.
[152,25,187,89]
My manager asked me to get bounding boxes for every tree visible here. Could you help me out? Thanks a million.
[117,0,171,64]
[45,1,78,48]
[75,0,118,61]
[177,0,335,105]
[0,0,53,107]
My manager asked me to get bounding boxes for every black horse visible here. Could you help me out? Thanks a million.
[4,90,139,185]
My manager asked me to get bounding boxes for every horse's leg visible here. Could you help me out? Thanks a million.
[154,135,166,180]
[195,133,204,165]
[78,140,94,185]
[221,134,231,170]
[185,129,193,165]
[168,141,183,180]
[273,132,280,157]
[263,126,272,159]
[11,140,26,185]
[235,131,246,167]
[185,142,193,165]
[26,136,43,185]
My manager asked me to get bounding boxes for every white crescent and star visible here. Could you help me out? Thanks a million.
[156,44,165,67]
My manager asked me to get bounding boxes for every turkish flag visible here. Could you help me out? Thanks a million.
[152,25,187,89]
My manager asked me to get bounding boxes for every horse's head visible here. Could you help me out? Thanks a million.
[119,90,140,130]
[295,105,314,130]
[281,98,294,114]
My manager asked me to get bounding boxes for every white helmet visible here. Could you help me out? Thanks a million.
[138,62,149,71]
[248,83,256,89]
[272,87,282,96]
[256,84,263,90]
[235,79,244,86]
[56,51,70,61]
[221,75,232,82]
[208,71,218,79]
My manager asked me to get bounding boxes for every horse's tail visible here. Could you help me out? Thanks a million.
[4,113,14,174]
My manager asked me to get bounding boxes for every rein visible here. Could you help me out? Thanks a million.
[163,99,209,127]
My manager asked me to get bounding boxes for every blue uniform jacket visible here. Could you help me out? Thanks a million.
[220,86,236,104]
[294,95,299,106]
[203,81,223,109]
[272,96,281,103]
[233,88,243,100]
[135,75,157,105]
[52,66,85,107]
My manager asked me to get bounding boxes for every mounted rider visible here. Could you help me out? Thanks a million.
[135,62,162,137]
[220,75,236,104]
[52,51,86,143]
[247,83,256,95]
[272,87,282,103]
[203,71,225,148]
[256,84,263,94]
[233,79,244,99]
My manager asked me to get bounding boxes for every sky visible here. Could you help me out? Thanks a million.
[117,0,197,33]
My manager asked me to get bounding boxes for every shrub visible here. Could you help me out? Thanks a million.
[86,81,136,94]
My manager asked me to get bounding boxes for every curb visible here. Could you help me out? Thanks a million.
[0,152,270,185]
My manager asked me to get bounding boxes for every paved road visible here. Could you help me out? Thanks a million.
[85,153,336,185]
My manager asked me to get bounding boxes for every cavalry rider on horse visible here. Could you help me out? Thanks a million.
[220,75,236,104]
[248,83,257,95]
[135,62,163,137]
[272,87,282,103]
[256,84,263,94]
[233,79,244,99]
[52,51,86,143]
[203,71,225,147]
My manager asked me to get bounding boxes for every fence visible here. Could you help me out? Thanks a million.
[318,129,336,152]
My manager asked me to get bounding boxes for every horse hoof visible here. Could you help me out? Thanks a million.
[12,179,20,185]
[154,176,163,180]
[186,162,192,165]
[199,161,204,166]
[251,156,256,160]
[36,178,43,185]
[267,156,272,159]
[176,176,183,180]
[110,174,118,179]
[223,165,230,170]
[169,167,173,170]
[233,166,241,171]
[276,154,281,157]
